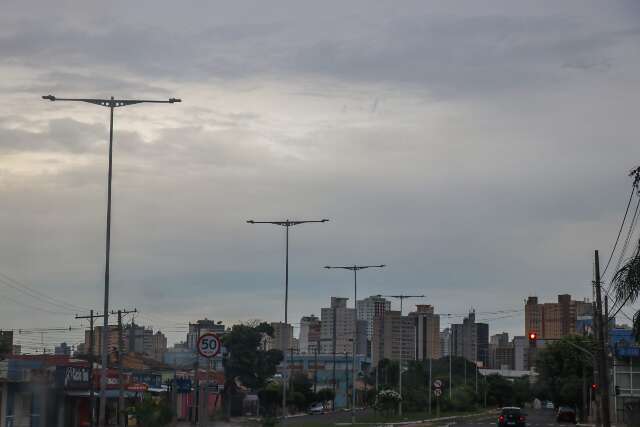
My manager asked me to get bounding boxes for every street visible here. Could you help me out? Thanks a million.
[451,409,560,427]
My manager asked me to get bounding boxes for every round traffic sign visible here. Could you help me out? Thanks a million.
[434,388,442,397]
[433,379,443,389]
[197,333,221,358]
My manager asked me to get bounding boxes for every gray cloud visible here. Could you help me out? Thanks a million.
[2,1,640,346]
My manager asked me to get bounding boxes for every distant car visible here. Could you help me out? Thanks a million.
[556,406,576,424]
[498,407,526,427]
[308,403,324,414]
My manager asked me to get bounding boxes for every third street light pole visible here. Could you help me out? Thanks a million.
[42,94,181,427]
[378,294,424,417]
[324,264,386,424]
[246,218,329,425]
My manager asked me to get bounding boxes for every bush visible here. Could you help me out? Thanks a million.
[375,389,402,417]
[127,397,172,427]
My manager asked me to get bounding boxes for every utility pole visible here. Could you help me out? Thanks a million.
[111,308,136,427]
[378,294,424,417]
[594,250,611,427]
[324,263,385,424]
[43,94,180,427]
[428,358,432,416]
[344,351,349,410]
[246,218,329,425]
[76,310,106,427]
[449,333,452,400]
[313,344,319,394]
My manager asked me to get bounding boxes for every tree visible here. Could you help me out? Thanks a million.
[315,388,335,407]
[222,322,283,416]
[289,372,314,410]
[535,335,594,417]
[612,245,640,340]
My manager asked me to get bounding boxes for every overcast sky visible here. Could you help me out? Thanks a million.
[2,1,640,350]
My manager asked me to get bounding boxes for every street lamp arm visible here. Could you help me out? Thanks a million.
[324,264,386,271]
[42,95,181,107]
[246,219,329,226]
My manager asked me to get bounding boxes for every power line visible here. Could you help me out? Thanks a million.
[0,271,84,311]
[602,187,635,278]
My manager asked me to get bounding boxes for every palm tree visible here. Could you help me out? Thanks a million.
[612,245,640,340]
[611,166,640,340]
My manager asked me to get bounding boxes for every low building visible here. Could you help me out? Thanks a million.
[609,328,640,424]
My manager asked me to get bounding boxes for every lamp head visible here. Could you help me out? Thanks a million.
[42,95,56,101]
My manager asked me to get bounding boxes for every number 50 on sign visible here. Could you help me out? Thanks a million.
[197,333,221,358]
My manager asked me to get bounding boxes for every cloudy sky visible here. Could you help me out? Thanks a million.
[2,1,640,350]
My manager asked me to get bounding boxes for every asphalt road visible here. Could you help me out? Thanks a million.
[451,409,564,427]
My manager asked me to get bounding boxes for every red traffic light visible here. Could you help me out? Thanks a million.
[528,331,537,341]
[591,383,599,391]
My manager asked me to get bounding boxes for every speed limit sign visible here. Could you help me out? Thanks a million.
[197,333,221,358]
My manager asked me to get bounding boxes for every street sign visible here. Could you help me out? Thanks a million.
[434,388,442,397]
[433,379,442,389]
[197,333,222,358]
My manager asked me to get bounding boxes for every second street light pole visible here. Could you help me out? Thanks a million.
[247,218,329,425]
[324,264,386,425]
[379,294,424,417]
[42,94,181,427]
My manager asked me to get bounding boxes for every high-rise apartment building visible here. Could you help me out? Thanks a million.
[512,336,528,371]
[451,311,489,366]
[490,332,509,346]
[271,322,294,352]
[440,328,451,358]
[356,296,391,339]
[371,310,416,366]
[87,324,167,360]
[320,297,357,355]
[489,332,513,369]
[0,330,13,354]
[299,315,321,354]
[525,295,592,339]
[410,304,440,360]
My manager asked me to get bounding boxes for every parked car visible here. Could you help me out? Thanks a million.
[556,406,577,424]
[498,407,526,427]
[308,403,324,414]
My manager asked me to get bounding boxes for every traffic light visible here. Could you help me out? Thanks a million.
[591,383,599,391]
[528,331,538,348]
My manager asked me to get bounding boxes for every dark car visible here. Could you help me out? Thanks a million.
[498,407,526,427]
[556,406,577,424]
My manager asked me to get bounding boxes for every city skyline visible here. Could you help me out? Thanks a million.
[2,1,640,351]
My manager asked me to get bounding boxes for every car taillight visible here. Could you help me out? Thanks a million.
[519,416,525,422]
[499,416,505,422]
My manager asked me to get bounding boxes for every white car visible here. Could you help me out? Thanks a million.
[308,403,324,414]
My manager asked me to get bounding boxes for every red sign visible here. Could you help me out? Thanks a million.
[197,333,222,358]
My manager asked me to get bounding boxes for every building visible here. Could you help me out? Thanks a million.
[512,336,528,371]
[187,319,225,351]
[490,332,509,346]
[299,315,321,354]
[451,311,489,366]
[525,294,593,339]
[150,331,168,361]
[440,328,451,358]
[54,342,71,356]
[86,324,167,360]
[410,304,440,360]
[89,325,120,357]
[271,322,294,352]
[371,310,416,366]
[609,327,640,423]
[356,295,391,340]
[320,297,357,355]
[0,330,13,354]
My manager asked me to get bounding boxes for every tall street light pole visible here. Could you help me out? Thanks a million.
[42,95,181,427]
[378,294,424,417]
[246,219,329,425]
[324,264,386,425]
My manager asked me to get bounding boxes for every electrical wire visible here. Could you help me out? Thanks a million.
[0,271,84,311]
[603,187,635,278]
